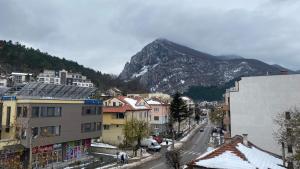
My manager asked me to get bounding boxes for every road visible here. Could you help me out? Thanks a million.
[134,123,212,169]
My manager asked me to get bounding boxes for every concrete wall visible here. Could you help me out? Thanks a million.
[230,74,300,155]
[101,124,124,145]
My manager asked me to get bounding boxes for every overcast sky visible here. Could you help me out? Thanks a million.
[0,0,299,74]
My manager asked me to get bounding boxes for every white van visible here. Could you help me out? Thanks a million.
[141,138,161,151]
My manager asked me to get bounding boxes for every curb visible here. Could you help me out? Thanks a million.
[112,154,161,169]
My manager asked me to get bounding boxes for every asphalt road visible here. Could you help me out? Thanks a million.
[134,123,212,169]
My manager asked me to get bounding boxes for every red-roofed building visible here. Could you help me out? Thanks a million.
[186,135,285,169]
[100,96,151,145]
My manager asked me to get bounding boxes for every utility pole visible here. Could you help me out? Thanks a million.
[28,134,32,169]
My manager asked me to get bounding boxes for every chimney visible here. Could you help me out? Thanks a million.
[242,134,248,146]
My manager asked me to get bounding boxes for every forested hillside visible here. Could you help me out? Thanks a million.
[0,40,147,93]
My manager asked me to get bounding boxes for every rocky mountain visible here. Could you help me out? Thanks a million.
[119,38,291,94]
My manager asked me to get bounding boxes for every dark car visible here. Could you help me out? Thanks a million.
[199,128,204,132]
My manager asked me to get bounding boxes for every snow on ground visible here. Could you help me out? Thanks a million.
[91,142,117,149]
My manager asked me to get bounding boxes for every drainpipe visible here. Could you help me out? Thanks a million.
[281,142,286,167]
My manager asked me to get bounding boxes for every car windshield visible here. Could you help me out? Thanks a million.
[153,142,159,146]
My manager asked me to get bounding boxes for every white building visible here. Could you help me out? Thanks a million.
[37,70,61,84]
[0,75,7,87]
[11,72,33,84]
[228,74,300,155]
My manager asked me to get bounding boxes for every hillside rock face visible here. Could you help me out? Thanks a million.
[119,39,287,94]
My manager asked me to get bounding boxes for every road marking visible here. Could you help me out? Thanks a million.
[149,162,164,169]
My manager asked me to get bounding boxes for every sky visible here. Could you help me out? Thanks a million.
[0,0,300,74]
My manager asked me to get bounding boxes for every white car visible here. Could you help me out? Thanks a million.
[141,138,161,151]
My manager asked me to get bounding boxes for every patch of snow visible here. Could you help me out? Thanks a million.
[180,80,185,84]
[131,66,149,78]
[146,100,161,105]
[196,151,256,169]
[163,78,168,82]
[236,143,284,169]
[124,98,148,109]
[91,142,117,149]
[233,67,243,73]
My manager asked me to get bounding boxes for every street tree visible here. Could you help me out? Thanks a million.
[274,109,300,168]
[170,92,188,134]
[209,107,224,126]
[165,149,181,169]
[123,118,149,156]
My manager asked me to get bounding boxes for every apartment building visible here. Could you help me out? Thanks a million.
[37,69,94,88]
[101,96,151,145]
[224,74,300,159]
[146,99,170,135]
[0,96,102,168]
[11,72,33,84]
[37,70,61,84]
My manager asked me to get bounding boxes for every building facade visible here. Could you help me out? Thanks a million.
[0,96,102,168]
[226,74,300,156]
[146,99,170,136]
[101,96,151,145]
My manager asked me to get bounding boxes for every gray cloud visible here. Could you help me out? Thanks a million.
[0,0,299,74]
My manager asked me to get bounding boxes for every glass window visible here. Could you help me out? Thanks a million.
[116,113,125,119]
[47,107,55,116]
[32,107,40,118]
[41,107,47,117]
[96,122,102,131]
[81,123,96,132]
[23,107,28,117]
[154,116,159,121]
[32,127,39,138]
[40,126,60,137]
[17,107,22,117]
[103,125,110,130]
[55,107,62,117]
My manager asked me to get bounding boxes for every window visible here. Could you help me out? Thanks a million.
[154,116,159,121]
[81,123,96,133]
[40,107,61,117]
[40,126,60,137]
[139,112,143,119]
[32,127,39,138]
[23,107,28,117]
[47,107,55,116]
[21,128,27,139]
[104,125,110,130]
[97,122,102,131]
[285,112,291,120]
[154,108,159,112]
[6,107,11,127]
[96,107,102,115]
[113,102,116,106]
[82,106,97,115]
[116,113,125,119]
[32,107,40,118]
[16,107,21,117]
[287,145,293,153]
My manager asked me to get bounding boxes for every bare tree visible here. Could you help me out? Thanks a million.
[165,149,181,169]
[274,108,300,168]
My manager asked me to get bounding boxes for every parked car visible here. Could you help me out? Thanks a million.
[141,138,161,151]
[152,135,163,144]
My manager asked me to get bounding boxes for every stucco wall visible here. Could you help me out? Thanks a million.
[230,74,300,155]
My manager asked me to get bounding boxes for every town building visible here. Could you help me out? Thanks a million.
[146,99,170,136]
[0,83,101,168]
[11,72,33,85]
[37,69,94,88]
[106,88,122,97]
[0,75,8,87]
[186,135,284,169]
[224,74,300,160]
[101,96,151,145]
[37,70,61,84]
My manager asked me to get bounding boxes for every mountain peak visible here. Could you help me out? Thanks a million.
[119,39,286,94]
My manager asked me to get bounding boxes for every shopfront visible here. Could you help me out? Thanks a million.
[0,147,24,169]
[63,139,91,161]
[32,144,62,168]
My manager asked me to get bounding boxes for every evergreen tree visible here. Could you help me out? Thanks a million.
[170,92,188,134]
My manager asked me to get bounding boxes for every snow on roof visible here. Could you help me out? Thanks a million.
[123,97,149,110]
[196,151,256,169]
[181,96,191,101]
[188,135,285,169]
[146,99,161,105]
[12,72,33,76]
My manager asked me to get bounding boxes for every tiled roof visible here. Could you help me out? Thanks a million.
[187,135,284,169]
[103,106,129,113]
